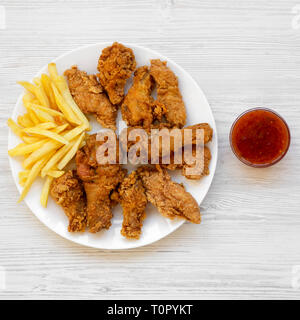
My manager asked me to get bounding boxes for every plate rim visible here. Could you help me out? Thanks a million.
[8,42,218,250]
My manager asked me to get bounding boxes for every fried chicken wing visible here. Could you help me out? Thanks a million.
[150,59,186,128]
[121,66,155,129]
[137,166,201,224]
[76,134,126,233]
[50,170,87,232]
[97,42,136,105]
[64,66,117,130]
[119,171,147,239]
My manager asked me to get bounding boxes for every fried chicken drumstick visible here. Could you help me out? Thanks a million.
[50,170,87,232]
[97,42,136,105]
[64,66,117,130]
[137,166,201,224]
[118,171,147,239]
[76,134,126,233]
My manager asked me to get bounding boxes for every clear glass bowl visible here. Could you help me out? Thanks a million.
[229,107,291,168]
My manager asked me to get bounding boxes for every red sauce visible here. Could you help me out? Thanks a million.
[231,109,290,166]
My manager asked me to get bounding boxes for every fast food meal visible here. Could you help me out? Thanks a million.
[8,42,214,240]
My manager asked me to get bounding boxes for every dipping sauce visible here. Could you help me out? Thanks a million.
[230,108,290,167]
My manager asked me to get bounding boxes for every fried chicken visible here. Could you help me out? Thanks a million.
[137,166,201,224]
[121,66,155,129]
[118,171,147,239]
[50,170,87,232]
[64,66,117,130]
[120,123,213,175]
[150,59,186,128]
[76,134,127,233]
[184,123,213,145]
[163,145,212,180]
[97,42,136,105]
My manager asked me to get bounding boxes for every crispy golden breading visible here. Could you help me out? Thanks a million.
[150,59,186,128]
[183,123,213,145]
[182,145,211,179]
[76,134,127,233]
[50,170,87,232]
[120,123,213,171]
[163,145,212,180]
[97,42,136,105]
[64,66,117,130]
[138,166,201,224]
[119,171,147,239]
[121,66,155,128]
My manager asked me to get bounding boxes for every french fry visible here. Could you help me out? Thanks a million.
[64,124,85,141]
[32,99,40,105]
[26,102,65,118]
[79,140,86,149]
[22,122,56,131]
[22,127,69,145]
[46,170,65,178]
[17,115,33,128]
[8,139,48,157]
[56,76,90,130]
[32,78,50,108]
[27,109,40,125]
[52,123,69,134]
[7,118,25,140]
[41,142,74,177]
[18,153,53,202]
[40,175,53,207]
[22,136,41,144]
[51,83,81,125]
[17,81,36,96]
[23,140,61,169]
[57,132,85,170]
[22,91,35,104]
[48,63,59,81]
[23,114,34,127]
[18,170,29,186]
[31,108,54,123]
[19,170,29,180]
[19,178,26,187]
[48,63,90,129]
[41,74,57,109]
[9,143,26,156]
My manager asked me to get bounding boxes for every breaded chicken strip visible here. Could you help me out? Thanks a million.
[119,171,147,239]
[76,134,126,233]
[120,123,213,170]
[50,170,87,232]
[163,145,212,180]
[137,166,201,224]
[121,66,155,129]
[97,42,136,105]
[150,59,186,128]
[64,66,117,130]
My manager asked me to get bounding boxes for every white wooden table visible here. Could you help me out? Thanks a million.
[0,0,300,300]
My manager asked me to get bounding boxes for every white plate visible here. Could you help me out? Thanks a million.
[8,43,218,250]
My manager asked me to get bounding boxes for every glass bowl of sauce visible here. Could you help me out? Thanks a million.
[230,108,290,168]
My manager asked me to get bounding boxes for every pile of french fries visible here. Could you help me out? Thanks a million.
[8,63,90,207]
